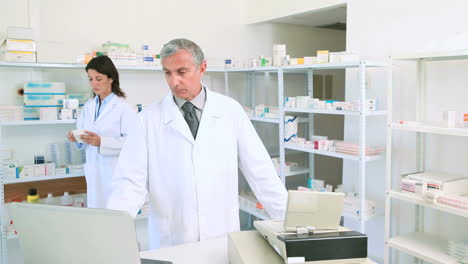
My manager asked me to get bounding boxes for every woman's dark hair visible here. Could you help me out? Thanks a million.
[86,55,126,98]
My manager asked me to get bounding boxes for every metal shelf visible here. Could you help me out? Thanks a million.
[4,173,84,184]
[0,61,224,72]
[389,191,468,218]
[5,234,17,240]
[387,233,458,264]
[284,143,383,162]
[392,49,468,61]
[225,61,386,72]
[0,120,76,126]
[239,204,270,220]
[284,108,387,116]
[249,116,280,124]
[284,166,310,177]
[391,122,468,137]
[342,213,374,222]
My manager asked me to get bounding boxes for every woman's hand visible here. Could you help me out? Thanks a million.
[67,131,77,142]
[80,131,101,147]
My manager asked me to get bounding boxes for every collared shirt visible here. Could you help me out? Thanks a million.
[95,93,115,121]
[174,85,206,121]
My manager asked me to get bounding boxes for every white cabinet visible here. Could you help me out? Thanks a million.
[228,61,388,235]
[385,50,468,264]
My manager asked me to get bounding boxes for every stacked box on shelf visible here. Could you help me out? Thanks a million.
[335,141,383,156]
[23,82,66,120]
[0,27,37,62]
[343,193,376,219]
[0,106,23,121]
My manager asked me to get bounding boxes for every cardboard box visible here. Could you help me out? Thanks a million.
[7,27,34,40]
[0,50,36,62]
[16,165,34,178]
[34,164,46,177]
[6,39,36,51]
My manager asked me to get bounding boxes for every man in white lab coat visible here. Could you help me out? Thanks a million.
[107,38,287,249]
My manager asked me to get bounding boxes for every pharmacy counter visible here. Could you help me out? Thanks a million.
[140,231,376,264]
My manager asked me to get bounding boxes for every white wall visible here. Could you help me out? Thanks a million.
[345,0,468,262]
[241,0,346,24]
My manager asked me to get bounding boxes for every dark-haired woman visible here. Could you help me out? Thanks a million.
[67,55,136,208]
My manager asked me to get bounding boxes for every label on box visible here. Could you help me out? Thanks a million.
[45,162,56,176]
[16,165,34,178]
[34,164,46,177]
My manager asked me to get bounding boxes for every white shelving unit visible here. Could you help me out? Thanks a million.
[284,143,383,162]
[3,173,84,184]
[284,107,387,116]
[387,233,458,264]
[384,50,468,264]
[0,114,78,263]
[225,61,388,233]
[249,117,280,124]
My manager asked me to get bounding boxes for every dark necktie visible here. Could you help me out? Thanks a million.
[182,102,199,139]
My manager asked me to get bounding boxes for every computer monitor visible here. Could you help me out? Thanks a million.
[8,203,170,264]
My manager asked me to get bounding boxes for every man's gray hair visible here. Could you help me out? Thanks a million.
[160,38,205,67]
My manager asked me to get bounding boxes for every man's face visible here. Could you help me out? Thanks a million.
[162,50,207,101]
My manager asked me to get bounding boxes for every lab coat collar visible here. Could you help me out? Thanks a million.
[161,86,223,144]
[94,94,121,123]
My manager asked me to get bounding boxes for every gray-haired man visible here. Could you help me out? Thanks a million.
[107,38,287,249]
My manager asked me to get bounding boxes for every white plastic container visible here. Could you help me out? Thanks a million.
[61,192,73,206]
[43,193,58,205]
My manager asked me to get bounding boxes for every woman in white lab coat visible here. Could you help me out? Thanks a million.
[67,55,136,208]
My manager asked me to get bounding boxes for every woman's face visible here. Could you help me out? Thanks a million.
[87,69,113,97]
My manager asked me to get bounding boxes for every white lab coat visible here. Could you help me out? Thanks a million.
[107,88,287,249]
[77,95,136,208]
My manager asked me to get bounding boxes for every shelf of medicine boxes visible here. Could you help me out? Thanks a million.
[0,61,226,72]
[388,190,468,218]
[238,198,270,220]
[249,116,280,124]
[225,61,387,72]
[387,232,458,264]
[391,122,468,138]
[284,108,387,116]
[3,172,84,184]
[0,120,76,126]
[284,143,383,162]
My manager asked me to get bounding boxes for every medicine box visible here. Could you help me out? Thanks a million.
[5,39,36,52]
[317,50,330,64]
[1,163,17,179]
[0,50,36,62]
[7,27,34,40]
[0,106,23,121]
[45,162,56,176]
[24,94,65,106]
[24,82,66,94]
[16,165,34,178]
[402,171,468,195]
[60,109,73,120]
[24,106,61,120]
[34,164,46,177]
[55,167,68,175]
[39,108,59,120]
